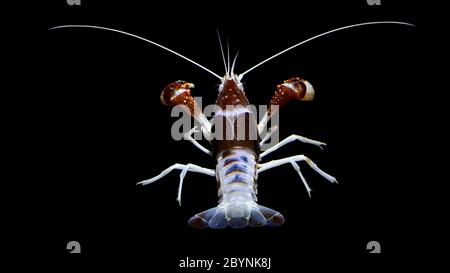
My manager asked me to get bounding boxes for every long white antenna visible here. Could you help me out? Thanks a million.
[216,29,228,75]
[241,21,415,77]
[49,25,222,80]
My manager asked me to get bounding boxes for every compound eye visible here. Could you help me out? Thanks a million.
[160,80,195,106]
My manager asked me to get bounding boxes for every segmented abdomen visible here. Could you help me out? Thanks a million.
[216,148,258,204]
[188,147,284,229]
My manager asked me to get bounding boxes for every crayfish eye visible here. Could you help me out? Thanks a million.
[160,80,195,106]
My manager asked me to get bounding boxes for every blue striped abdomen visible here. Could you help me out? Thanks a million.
[217,148,258,204]
[188,148,285,229]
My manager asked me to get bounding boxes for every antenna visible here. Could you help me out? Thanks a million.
[49,25,222,80]
[241,21,415,77]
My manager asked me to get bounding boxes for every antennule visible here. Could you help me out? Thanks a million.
[226,39,230,77]
[231,50,240,76]
[217,29,228,75]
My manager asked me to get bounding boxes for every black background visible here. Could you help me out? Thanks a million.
[26,0,421,269]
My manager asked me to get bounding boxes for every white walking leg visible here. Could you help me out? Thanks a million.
[260,134,327,159]
[258,155,337,184]
[137,163,215,205]
[257,112,270,136]
[260,125,279,145]
[196,114,213,141]
[289,159,312,197]
[177,165,190,206]
[183,126,211,155]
